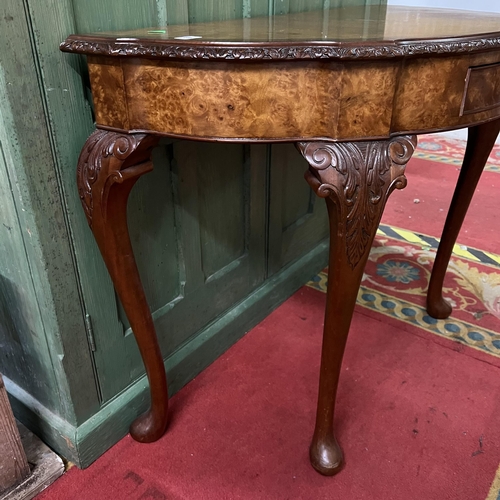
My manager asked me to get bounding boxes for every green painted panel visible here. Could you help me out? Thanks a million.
[268,144,329,275]
[248,0,270,17]
[0,0,98,424]
[119,142,267,388]
[127,145,181,314]
[197,145,246,279]
[165,1,189,25]
[281,158,316,231]
[0,140,56,412]
[288,0,325,13]
[72,0,158,33]
[23,0,115,420]
[188,0,244,22]
[25,0,170,407]
[85,138,266,400]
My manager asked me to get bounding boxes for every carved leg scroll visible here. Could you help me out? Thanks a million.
[77,130,168,442]
[297,136,417,475]
[427,119,500,319]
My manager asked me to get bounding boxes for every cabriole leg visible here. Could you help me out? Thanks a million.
[426,119,500,319]
[77,130,168,442]
[297,136,417,475]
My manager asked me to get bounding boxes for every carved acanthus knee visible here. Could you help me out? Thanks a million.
[76,130,160,229]
[297,136,417,268]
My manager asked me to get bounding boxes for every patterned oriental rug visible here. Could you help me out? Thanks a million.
[308,134,500,499]
[37,135,500,500]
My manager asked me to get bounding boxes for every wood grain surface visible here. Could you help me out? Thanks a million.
[0,374,29,493]
[88,50,500,141]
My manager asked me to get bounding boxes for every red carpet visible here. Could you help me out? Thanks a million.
[385,155,500,255]
[37,289,500,500]
[37,135,500,499]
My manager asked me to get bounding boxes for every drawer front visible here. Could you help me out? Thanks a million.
[461,62,500,116]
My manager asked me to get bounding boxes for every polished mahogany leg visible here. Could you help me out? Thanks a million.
[77,130,168,442]
[297,136,417,475]
[426,119,500,319]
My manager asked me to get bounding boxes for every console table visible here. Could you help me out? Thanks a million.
[61,5,500,476]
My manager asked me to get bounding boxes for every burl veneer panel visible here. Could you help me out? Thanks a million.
[88,57,129,130]
[90,58,401,140]
[337,61,399,139]
[89,51,500,140]
[393,51,500,133]
[462,62,500,116]
[121,60,342,140]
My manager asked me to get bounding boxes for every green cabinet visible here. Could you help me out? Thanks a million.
[0,0,383,467]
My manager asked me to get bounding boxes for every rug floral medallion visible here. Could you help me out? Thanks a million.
[308,227,500,360]
[307,134,500,500]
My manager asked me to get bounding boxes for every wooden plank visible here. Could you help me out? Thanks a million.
[6,0,100,423]
[0,128,54,413]
[0,374,29,493]
[3,422,64,500]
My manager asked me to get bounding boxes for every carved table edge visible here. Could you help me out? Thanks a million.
[60,34,500,61]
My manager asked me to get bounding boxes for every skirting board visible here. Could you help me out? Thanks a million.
[6,241,328,468]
